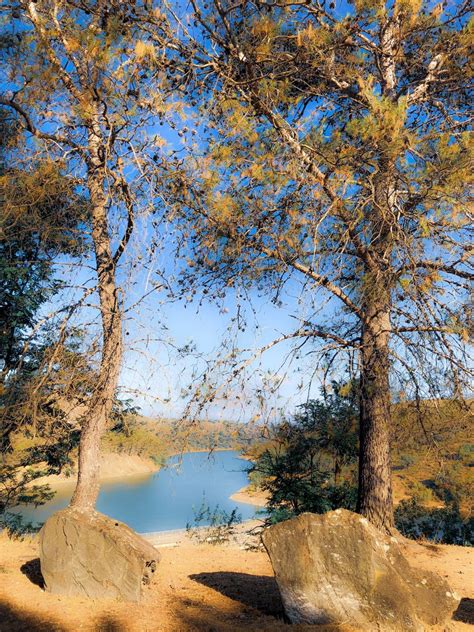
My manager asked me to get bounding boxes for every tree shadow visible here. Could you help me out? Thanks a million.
[0,600,66,631]
[20,558,45,589]
[189,571,285,619]
[0,599,127,632]
[453,598,474,624]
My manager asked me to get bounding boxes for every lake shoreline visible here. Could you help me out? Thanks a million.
[33,452,160,492]
[142,518,264,547]
[229,485,269,508]
[19,450,260,534]
[36,447,242,493]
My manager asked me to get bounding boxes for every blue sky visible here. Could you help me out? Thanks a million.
[49,236,343,422]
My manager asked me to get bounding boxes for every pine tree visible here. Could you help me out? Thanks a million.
[172,0,473,530]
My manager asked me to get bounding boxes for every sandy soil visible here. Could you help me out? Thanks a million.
[33,452,159,490]
[0,529,472,632]
[229,485,269,508]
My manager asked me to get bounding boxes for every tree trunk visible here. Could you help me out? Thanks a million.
[70,125,122,510]
[69,320,122,510]
[356,16,398,531]
[357,305,394,531]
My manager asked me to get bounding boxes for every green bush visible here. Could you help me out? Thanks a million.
[186,497,242,544]
[250,381,359,524]
[459,444,474,459]
[407,480,434,504]
[395,498,473,546]
[102,425,166,461]
[398,454,416,469]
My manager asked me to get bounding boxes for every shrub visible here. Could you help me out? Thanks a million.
[395,498,473,546]
[398,454,416,469]
[250,381,359,524]
[459,444,474,459]
[407,480,435,504]
[186,498,242,545]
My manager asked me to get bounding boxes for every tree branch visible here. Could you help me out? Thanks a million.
[0,97,83,153]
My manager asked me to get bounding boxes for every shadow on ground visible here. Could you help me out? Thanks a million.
[0,600,67,632]
[453,598,474,624]
[0,600,127,632]
[20,558,44,589]
[189,571,285,619]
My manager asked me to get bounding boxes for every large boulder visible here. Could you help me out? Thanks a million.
[39,507,159,601]
[262,509,458,631]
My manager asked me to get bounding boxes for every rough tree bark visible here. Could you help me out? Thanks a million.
[70,120,122,510]
[357,304,394,530]
[355,16,400,531]
[356,159,396,530]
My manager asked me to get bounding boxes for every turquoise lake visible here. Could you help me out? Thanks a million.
[17,450,258,533]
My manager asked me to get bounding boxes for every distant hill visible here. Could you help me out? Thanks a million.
[101,414,261,466]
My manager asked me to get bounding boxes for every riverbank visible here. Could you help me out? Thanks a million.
[229,485,269,508]
[143,518,264,548]
[32,452,159,490]
[0,530,472,631]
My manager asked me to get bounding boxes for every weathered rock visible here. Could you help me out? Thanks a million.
[39,508,159,601]
[262,509,458,631]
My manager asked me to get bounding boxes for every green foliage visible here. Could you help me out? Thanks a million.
[0,326,92,536]
[395,498,473,546]
[0,108,90,530]
[432,465,473,509]
[250,381,359,523]
[407,480,435,504]
[0,463,55,537]
[459,444,474,459]
[397,454,417,469]
[109,398,142,437]
[102,425,166,461]
[0,121,89,372]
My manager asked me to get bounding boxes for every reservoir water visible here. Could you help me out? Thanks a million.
[17,450,258,533]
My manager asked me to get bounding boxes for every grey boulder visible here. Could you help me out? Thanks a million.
[39,507,159,601]
[262,509,458,631]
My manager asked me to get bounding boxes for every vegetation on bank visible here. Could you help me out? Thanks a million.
[246,383,473,546]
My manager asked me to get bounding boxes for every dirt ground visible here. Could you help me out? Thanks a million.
[0,531,472,632]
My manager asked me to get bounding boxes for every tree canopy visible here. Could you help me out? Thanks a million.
[162,0,473,529]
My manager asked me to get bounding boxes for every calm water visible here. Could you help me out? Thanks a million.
[17,450,257,533]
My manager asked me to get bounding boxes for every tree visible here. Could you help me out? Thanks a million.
[170,0,473,530]
[0,328,90,534]
[250,381,358,522]
[0,104,91,533]
[293,381,359,486]
[1,1,174,512]
[0,110,88,380]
